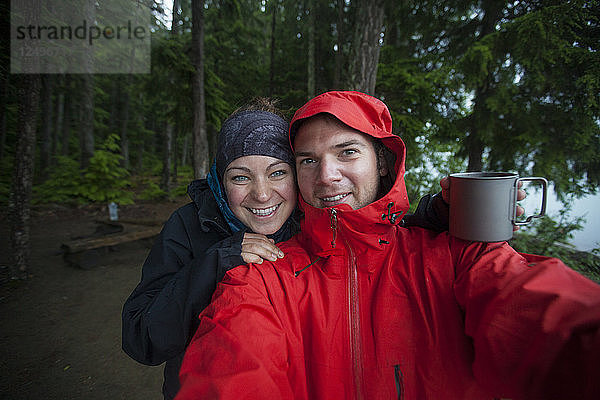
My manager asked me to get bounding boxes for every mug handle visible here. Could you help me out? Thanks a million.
[513,177,548,226]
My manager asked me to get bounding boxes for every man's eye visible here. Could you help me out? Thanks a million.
[298,158,315,165]
[270,169,287,178]
[342,149,357,157]
[232,175,249,182]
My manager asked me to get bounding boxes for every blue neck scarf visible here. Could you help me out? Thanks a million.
[206,162,247,233]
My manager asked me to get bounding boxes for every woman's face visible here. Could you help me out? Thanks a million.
[223,155,297,235]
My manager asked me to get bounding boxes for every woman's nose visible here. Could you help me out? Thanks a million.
[251,179,271,201]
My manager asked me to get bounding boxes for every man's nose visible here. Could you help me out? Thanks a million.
[316,158,342,185]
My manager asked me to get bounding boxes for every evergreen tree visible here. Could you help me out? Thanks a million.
[378,0,600,201]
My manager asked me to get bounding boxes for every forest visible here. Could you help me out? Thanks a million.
[2,0,599,280]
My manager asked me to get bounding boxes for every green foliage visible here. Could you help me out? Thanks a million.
[459,41,495,87]
[510,205,600,282]
[138,179,168,201]
[171,181,190,198]
[138,152,163,176]
[33,135,133,205]
[0,156,13,206]
[133,163,193,202]
[377,0,600,200]
[3,0,597,260]
[80,134,133,204]
[402,133,466,209]
[378,45,468,205]
[32,156,85,204]
[205,1,270,105]
[176,164,194,182]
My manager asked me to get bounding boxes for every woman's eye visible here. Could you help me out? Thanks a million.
[270,169,287,178]
[232,175,249,182]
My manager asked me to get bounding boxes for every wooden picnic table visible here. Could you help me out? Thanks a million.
[61,219,162,269]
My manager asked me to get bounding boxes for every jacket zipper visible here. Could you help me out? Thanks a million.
[330,207,364,399]
[346,237,364,400]
[329,208,337,248]
[394,364,404,400]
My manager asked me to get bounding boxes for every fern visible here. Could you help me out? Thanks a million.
[32,156,85,204]
[138,180,168,201]
[80,134,133,204]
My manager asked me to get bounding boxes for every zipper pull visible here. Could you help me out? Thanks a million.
[329,208,338,248]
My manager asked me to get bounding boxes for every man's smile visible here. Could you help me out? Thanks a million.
[320,193,349,201]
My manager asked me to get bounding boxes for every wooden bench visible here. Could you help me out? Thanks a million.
[61,220,162,269]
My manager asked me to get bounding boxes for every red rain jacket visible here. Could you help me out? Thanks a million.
[176,91,600,399]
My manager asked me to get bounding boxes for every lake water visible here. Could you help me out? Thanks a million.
[519,185,599,252]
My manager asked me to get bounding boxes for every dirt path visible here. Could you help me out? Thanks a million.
[1,199,188,400]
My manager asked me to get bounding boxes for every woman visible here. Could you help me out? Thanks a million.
[121,99,449,400]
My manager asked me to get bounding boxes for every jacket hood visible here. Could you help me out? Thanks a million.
[187,179,230,235]
[289,91,410,256]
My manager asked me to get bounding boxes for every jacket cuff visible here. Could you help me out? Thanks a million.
[213,230,246,281]
[401,192,449,232]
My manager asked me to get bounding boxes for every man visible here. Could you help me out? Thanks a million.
[176,91,600,399]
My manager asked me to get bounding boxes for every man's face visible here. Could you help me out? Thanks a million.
[294,116,386,210]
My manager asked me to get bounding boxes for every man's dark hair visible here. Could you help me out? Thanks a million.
[372,138,397,198]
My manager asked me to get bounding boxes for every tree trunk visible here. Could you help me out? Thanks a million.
[137,137,145,172]
[119,75,131,169]
[39,74,54,179]
[161,122,173,191]
[61,75,72,156]
[172,126,178,183]
[269,0,277,96]
[465,0,503,171]
[181,133,189,167]
[108,78,119,134]
[307,0,316,98]
[10,74,41,279]
[80,74,95,168]
[160,0,181,183]
[172,0,181,34]
[191,0,209,178]
[208,125,217,162]
[52,75,64,161]
[137,106,148,172]
[348,0,385,94]
[0,71,8,163]
[333,0,344,88]
[0,0,9,163]
[120,99,130,170]
[79,0,95,168]
[466,132,484,171]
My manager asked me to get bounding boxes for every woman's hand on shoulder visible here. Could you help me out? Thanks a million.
[241,233,285,264]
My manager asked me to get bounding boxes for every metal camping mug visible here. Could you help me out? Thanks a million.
[449,172,548,242]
